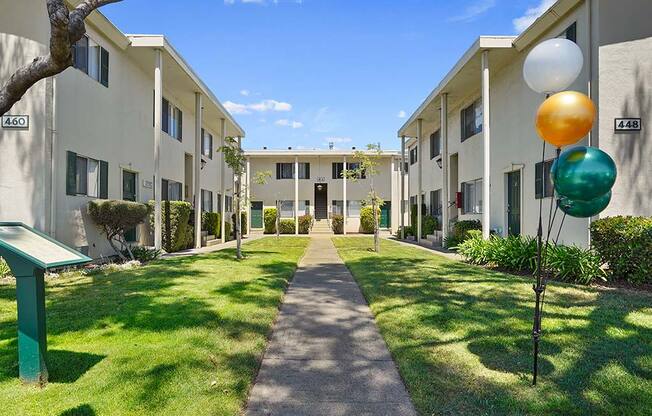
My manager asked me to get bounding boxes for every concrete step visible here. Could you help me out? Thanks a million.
[206,239,221,247]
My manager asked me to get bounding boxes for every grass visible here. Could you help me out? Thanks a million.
[0,237,309,416]
[332,237,652,416]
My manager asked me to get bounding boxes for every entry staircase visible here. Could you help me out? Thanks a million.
[311,219,333,235]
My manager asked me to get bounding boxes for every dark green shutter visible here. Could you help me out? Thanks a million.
[100,160,109,199]
[276,163,281,180]
[535,162,543,199]
[162,98,169,134]
[178,109,183,141]
[66,151,77,195]
[305,163,310,179]
[100,47,109,87]
[332,163,337,179]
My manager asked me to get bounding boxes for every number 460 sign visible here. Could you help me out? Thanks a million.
[1,115,29,130]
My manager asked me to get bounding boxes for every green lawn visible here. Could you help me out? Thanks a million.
[333,237,652,416]
[0,237,308,416]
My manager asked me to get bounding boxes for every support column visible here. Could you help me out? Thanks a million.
[194,93,203,249]
[417,119,423,243]
[441,93,449,242]
[294,156,299,235]
[246,156,251,236]
[153,49,163,250]
[16,270,47,384]
[343,155,347,235]
[220,118,226,244]
[400,136,405,239]
[236,137,242,241]
[482,50,491,240]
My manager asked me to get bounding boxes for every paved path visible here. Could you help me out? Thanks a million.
[246,236,416,416]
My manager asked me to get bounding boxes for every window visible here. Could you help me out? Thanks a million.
[332,162,344,179]
[217,193,223,213]
[430,130,441,159]
[225,196,233,212]
[72,35,109,87]
[298,200,310,215]
[298,163,310,179]
[162,179,182,201]
[122,171,137,201]
[66,151,108,198]
[409,147,418,165]
[559,22,577,43]
[276,163,294,179]
[346,162,366,179]
[347,200,361,217]
[332,200,344,215]
[161,98,183,141]
[201,189,213,212]
[201,129,213,159]
[429,189,442,218]
[462,179,483,214]
[280,200,295,218]
[461,98,483,141]
[535,159,555,199]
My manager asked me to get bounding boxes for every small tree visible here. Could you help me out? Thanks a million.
[253,170,281,240]
[343,144,384,253]
[218,137,246,259]
[88,200,150,261]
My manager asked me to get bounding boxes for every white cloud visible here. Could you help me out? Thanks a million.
[325,137,352,144]
[240,89,250,96]
[448,0,496,23]
[223,99,292,115]
[513,0,556,33]
[275,119,304,129]
[397,110,407,119]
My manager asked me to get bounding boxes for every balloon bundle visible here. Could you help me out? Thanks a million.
[523,39,617,385]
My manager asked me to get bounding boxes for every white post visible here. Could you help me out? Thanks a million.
[153,49,163,250]
[441,93,449,242]
[482,50,491,240]
[194,93,203,249]
[343,155,347,235]
[416,118,423,243]
[294,156,299,235]
[237,136,242,244]
[220,118,226,244]
[400,136,405,239]
[246,156,251,236]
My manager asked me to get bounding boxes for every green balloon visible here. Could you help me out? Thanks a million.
[552,146,617,201]
[558,191,611,218]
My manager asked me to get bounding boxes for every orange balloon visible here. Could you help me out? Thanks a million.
[535,91,595,147]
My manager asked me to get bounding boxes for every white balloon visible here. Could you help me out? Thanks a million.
[523,38,583,94]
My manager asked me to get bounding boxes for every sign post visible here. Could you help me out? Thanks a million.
[0,223,91,385]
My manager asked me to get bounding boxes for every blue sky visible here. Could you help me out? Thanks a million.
[102,0,555,150]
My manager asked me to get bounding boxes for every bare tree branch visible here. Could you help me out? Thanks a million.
[0,0,123,116]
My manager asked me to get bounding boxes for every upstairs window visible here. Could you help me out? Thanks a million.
[332,162,344,179]
[276,163,294,179]
[535,159,555,199]
[346,162,366,179]
[72,35,109,87]
[430,130,441,159]
[409,147,418,165]
[202,129,213,159]
[298,163,310,179]
[461,99,483,141]
[162,98,183,141]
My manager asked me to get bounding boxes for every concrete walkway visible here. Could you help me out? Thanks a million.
[246,235,416,416]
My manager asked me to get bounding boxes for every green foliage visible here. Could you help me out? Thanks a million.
[591,216,652,283]
[264,207,278,234]
[148,200,193,252]
[202,212,220,237]
[122,246,161,263]
[331,214,344,234]
[299,215,313,234]
[88,200,151,258]
[0,257,10,278]
[279,219,296,234]
[360,205,380,234]
[232,211,247,235]
[422,215,439,236]
[225,221,233,242]
[457,231,604,284]
[445,219,482,248]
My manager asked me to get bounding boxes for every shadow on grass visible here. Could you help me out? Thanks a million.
[59,404,95,416]
[48,350,106,383]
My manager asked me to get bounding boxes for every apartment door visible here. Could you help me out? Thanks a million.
[122,170,137,242]
[507,170,521,236]
[251,201,263,229]
[314,183,328,220]
[380,202,391,228]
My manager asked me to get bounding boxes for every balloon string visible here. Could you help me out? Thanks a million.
[554,213,567,246]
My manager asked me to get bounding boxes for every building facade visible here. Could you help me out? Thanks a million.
[245,149,405,234]
[398,0,652,247]
[0,0,244,258]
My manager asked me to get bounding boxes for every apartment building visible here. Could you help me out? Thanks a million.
[0,1,244,258]
[245,149,404,234]
[398,0,652,247]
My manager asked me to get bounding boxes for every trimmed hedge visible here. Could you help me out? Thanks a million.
[225,221,233,242]
[360,206,380,234]
[422,215,439,236]
[299,215,312,234]
[148,200,193,252]
[591,216,652,283]
[202,212,220,237]
[264,207,277,234]
[88,199,151,258]
[232,211,248,236]
[445,219,482,248]
[331,214,344,234]
[279,219,296,234]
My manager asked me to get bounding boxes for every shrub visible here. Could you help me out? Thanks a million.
[202,212,220,237]
[264,208,278,234]
[232,211,248,236]
[0,257,11,278]
[591,216,652,283]
[225,221,233,242]
[331,214,344,234]
[122,246,161,263]
[457,230,489,265]
[279,219,296,234]
[360,206,380,234]
[487,235,537,272]
[446,219,482,248]
[546,244,606,284]
[148,200,193,252]
[89,199,151,260]
[299,215,313,234]
[422,215,439,237]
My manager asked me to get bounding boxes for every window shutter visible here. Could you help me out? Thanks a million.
[535,162,543,199]
[178,109,183,141]
[100,47,109,87]
[305,163,310,179]
[162,98,169,134]
[276,163,281,180]
[100,160,109,199]
[66,151,77,195]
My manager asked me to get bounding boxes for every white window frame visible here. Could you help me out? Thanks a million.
[347,200,361,217]
[75,155,100,197]
[280,200,295,218]
[462,179,483,214]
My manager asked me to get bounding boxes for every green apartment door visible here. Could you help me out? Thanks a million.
[251,202,263,229]
[123,171,137,242]
[507,171,521,236]
[380,202,391,228]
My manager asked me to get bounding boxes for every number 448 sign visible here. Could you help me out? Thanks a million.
[615,118,641,132]
[2,115,30,130]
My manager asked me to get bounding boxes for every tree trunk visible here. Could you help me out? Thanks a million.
[276,200,280,240]
[373,198,380,253]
